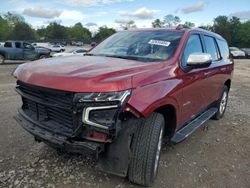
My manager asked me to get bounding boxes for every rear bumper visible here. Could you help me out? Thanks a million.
[14,108,104,158]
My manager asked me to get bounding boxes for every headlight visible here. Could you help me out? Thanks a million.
[75,89,131,104]
[77,90,131,130]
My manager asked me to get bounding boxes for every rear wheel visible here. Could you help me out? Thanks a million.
[128,113,165,186]
[213,86,229,120]
[0,55,5,64]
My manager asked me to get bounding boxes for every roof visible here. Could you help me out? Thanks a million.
[119,27,225,41]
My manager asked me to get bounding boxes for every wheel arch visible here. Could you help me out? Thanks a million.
[154,104,177,138]
[0,52,6,58]
[224,79,231,91]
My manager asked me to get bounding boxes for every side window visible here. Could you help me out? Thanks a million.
[182,34,203,65]
[23,42,33,49]
[4,42,12,48]
[15,42,21,48]
[204,36,220,61]
[217,39,229,60]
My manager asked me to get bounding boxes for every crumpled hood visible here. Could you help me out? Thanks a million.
[14,56,164,92]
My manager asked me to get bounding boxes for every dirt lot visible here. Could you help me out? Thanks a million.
[0,60,249,188]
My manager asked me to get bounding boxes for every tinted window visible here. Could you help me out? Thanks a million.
[217,40,230,60]
[183,34,203,64]
[90,31,184,62]
[204,36,220,61]
[4,42,12,48]
[15,42,21,48]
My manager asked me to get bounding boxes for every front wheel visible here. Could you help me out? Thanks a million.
[128,113,165,186]
[213,86,229,120]
[0,55,5,64]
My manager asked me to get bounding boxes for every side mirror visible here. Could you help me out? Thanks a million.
[187,53,212,68]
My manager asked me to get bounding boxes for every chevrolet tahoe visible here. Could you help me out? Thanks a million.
[14,27,233,186]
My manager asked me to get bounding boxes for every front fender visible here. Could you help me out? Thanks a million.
[128,79,182,125]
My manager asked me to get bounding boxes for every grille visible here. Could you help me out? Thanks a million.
[17,81,75,137]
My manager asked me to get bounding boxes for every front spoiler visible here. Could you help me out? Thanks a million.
[14,108,104,159]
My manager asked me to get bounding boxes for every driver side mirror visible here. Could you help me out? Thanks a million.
[187,53,212,68]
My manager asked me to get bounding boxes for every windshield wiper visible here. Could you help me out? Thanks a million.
[101,54,140,61]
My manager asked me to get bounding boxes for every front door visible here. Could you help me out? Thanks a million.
[23,42,37,60]
[179,33,209,126]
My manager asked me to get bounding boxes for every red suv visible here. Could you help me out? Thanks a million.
[14,28,233,186]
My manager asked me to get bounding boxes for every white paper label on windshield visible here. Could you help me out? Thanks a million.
[148,40,171,47]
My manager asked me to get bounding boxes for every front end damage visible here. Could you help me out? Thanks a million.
[14,81,138,176]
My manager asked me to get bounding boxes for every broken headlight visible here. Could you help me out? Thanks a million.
[76,90,131,129]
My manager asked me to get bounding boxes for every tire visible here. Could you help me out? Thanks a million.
[39,55,46,59]
[213,86,229,120]
[0,55,5,64]
[128,113,165,186]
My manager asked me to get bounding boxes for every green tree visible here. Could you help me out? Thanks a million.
[0,16,11,40]
[183,21,195,29]
[198,25,213,31]
[229,17,241,46]
[213,16,232,45]
[45,22,68,40]
[36,26,47,40]
[237,21,250,47]
[94,26,116,42]
[164,14,181,27]
[11,22,35,40]
[68,22,92,40]
[152,19,164,28]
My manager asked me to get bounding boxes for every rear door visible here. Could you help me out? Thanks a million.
[14,42,24,60]
[201,35,225,106]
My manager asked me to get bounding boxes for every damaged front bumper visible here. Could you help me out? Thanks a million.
[14,108,104,159]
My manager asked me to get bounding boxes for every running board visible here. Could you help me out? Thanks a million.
[171,108,218,144]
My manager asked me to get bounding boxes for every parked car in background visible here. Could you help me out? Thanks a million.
[241,48,250,58]
[0,41,51,64]
[75,41,84,46]
[229,47,245,59]
[49,45,65,52]
[52,48,88,57]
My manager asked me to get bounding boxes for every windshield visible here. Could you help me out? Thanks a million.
[89,30,184,62]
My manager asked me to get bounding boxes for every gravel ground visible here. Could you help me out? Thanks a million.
[0,59,249,188]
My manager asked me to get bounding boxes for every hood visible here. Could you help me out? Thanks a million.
[14,56,164,92]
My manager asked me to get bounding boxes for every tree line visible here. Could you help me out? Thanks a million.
[151,14,250,48]
[0,12,116,43]
[0,12,249,47]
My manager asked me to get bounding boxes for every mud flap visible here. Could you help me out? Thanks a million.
[96,119,136,177]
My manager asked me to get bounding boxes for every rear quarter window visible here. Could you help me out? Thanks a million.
[217,40,230,60]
